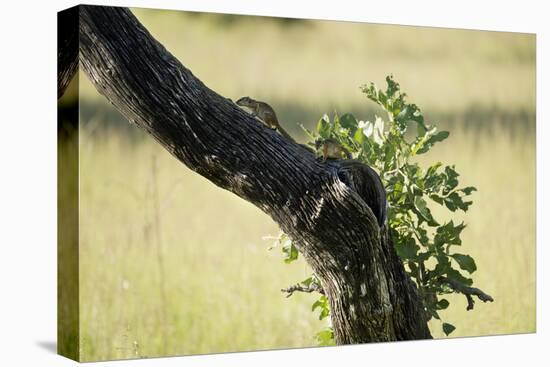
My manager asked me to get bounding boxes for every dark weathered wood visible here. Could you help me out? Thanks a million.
[58,7,79,98]
[63,5,432,344]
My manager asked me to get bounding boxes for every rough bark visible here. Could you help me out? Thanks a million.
[63,5,432,343]
[58,7,79,98]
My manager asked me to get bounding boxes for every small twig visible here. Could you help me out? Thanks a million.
[438,276,494,311]
[281,282,325,298]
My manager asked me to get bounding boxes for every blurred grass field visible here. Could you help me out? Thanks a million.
[64,8,535,361]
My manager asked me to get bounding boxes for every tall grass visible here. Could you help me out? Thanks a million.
[78,130,328,360]
[71,7,535,361]
[76,123,535,360]
[419,126,536,338]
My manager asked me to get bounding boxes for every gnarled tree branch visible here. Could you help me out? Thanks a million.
[438,276,494,311]
[282,282,325,298]
[59,5,432,344]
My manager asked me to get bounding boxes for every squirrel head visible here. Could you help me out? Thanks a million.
[236,96,255,107]
[315,138,339,149]
[314,139,324,150]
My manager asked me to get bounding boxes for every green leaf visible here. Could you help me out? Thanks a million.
[417,120,427,136]
[446,268,473,287]
[417,251,432,262]
[383,143,395,169]
[425,162,442,177]
[451,254,477,273]
[377,89,388,108]
[332,113,342,136]
[414,196,430,218]
[311,295,330,320]
[436,298,450,310]
[460,186,477,195]
[282,240,299,264]
[444,192,472,212]
[385,75,400,97]
[353,127,365,144]
[442,323,456,336]
[301,276,313,287]
[414,196,439,226]
[315,328,335,346]
[301,275,321,289]
[443,166,460,194]
[361,82,378,103]
[429,194,444,205]
[340,113,358,132]
[430,130,450,144]
[373,116,385,145]
[311,300,322,311]
[416,130,450,155]
[410,127,436,155]
[430,254,451,278]
[410,128,449,156]
[395,105,409,121]
[395,237,419,260]
[434,221,465,247]
[428,308,440,320]
[317,114,331,138]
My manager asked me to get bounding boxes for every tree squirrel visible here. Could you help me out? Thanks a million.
[236,96,295,142]
[315,138,352,161]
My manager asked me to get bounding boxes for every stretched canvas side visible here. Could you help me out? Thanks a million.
[57,5,80,362]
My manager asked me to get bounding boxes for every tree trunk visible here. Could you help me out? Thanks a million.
[63,5,432,344]
[57,7,79,99]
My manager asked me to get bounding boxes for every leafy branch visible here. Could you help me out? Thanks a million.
[270,75,492,343]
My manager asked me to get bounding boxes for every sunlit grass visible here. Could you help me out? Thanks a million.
[77,123,535,360]
[419,126,536,338]
[78,130,327,361]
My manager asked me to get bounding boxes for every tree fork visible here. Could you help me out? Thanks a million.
[60,5,432,344]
